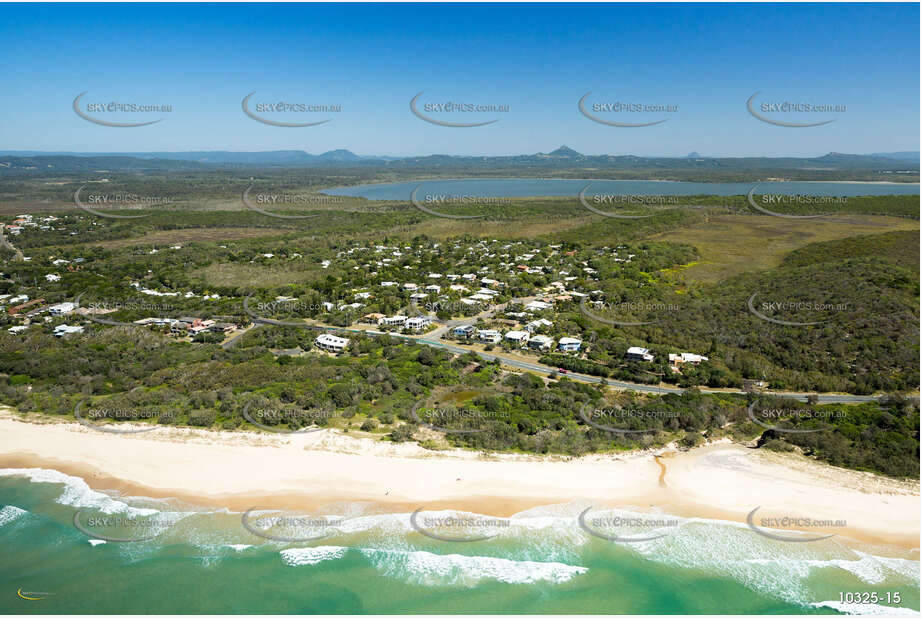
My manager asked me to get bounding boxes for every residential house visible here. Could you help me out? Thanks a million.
[48,302,77,316]
[668,352,709,368]
[404,316,431,332]
[315,333,349,353]
[504,330,530,346]
[524,318,553,332]
[626,346,655,362]
[528,334,554,351]
[476,329,502,344]
[54,324,84,337]
[558,337,582,352]
[452,324,476,339]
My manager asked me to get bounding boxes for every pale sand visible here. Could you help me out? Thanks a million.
[0,412,917,550]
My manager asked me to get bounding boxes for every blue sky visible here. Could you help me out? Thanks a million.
[1,3,918,156]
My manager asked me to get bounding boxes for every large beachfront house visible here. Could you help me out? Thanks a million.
[315,333,349,353]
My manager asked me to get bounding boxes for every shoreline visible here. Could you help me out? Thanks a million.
[319,177,920,197]
[0,413,917,552]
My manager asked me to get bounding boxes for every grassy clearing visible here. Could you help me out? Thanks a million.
[650,214,919,283]
[80,227,293,249]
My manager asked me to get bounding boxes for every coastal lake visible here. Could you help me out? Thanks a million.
[323,179,921,200]
[1,470,917,614]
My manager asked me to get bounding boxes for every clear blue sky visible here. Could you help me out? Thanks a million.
[1,3,917,157]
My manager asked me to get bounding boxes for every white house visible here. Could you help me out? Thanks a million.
[379,315,407,327]
[626,346,655,362]
[48,302,77,316]
[476,329,502,344]
[54,324,84,337]
[524,318,553,332]
[504,330,530,346]
[404,316,430,331]
[558,337,582,352]
[668,352,709,365]
[528,334,554,351]
[525,300,552,312]
[315,333,349,353]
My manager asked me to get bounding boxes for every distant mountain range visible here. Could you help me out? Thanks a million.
[870,152,920,161]
[0,147,917,178]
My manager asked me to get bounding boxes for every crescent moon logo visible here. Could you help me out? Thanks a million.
[409,508,499,542]
[241,508,336,542]
[241,400,325,434]
[409,92,499,127]
[242,293,317,328]
[747,292,827,327]
[745,402,828,435]
[73,400,161,435]
[74,185,151,219]
[746,506,836,543]
[241,92,332,127]
[578,93,668,128]
[579,403,659,435]
[746,92,836,128]
[578,507,671,543]
[409,399,487,434]
[409,185,486,219]
[72,92,162,127]
[72,509,162,542]
[579,297,656,327]
[578,185,655,219]
[242,184,320,220]
[746,187,828,219]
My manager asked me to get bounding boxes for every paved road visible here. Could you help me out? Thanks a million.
[252,318,887,404]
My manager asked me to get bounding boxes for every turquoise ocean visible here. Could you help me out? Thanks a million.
[1,468,918,614]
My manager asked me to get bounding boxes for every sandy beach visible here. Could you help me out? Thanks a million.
[0,411,917,550]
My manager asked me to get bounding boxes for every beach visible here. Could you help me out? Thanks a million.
[0,411,916,550]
